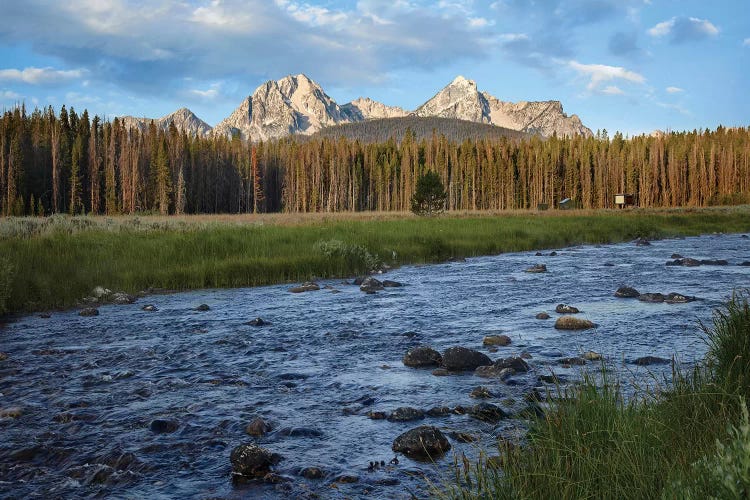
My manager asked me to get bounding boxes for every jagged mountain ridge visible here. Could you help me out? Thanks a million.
[118,74,592,141]
[119,108,212,138]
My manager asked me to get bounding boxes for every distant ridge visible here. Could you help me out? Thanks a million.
[118,74,592,141]
[308,115,531,143]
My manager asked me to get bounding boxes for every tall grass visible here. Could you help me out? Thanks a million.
[440,293,750,499]
[1,208,749,314]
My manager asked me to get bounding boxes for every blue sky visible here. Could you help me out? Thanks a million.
[0,0,747,136]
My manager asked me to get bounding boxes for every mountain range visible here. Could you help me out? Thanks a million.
[119,74,592,141]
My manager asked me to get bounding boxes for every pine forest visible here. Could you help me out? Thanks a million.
[1,105,749,217]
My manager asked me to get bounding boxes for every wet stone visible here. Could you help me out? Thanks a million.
[0,406,23,418]
[432,368,450,377]
[246,317,269,327]
[289,282,320,293]
[555,304,580,314]
[614,286,640,298]
[582,351,602,361]
[525,264,547,273]
[366,411,388,420]
[245,417,271,437]
[483,335,511,347]
[194,304,211,311]
[392,426,451,460]
[79,307,99,317]
[494,356,530,372]
[638,293,665,303]
[441,347,492,371]
[387,407,425,422]
[335,475,359,484]
[474,365,514,379]
[426,406,452,417]
[141,305,158,312]
[554,316,595,330]
[301,467,325,480]
[360,277,384,294]
[150,419,179,434]
[382,280,403,287]
[403,346,442,368]
[230,443,280,479]
[559,357,586,366]
[449,431,478,443]
[633,356,671,366]
[536,312,550,320]
[468,403,509,423]
[469,386,492,399]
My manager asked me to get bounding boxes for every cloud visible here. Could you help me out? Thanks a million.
[1,90,23,100]
[0,67,85,85]
[601,85,624,95]
[744,38,750,47]
[0,0,495,97]
[648,17,719,43]
[568,60,645,92]
[665,86,683,94]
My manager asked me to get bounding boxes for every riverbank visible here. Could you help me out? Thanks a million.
[1,206,749,315]
[440,293,750,499]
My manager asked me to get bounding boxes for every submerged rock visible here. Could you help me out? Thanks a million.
[150,419,179,434]
[426,406,452,417]
[536,312,550,320]
[635,237,651,246]
[0,406,23,418]
[79,307,99,317]
[230,443,280,479]
[633,356,671,366]
[582,351,603,361]
[392,426,451,460]
[483,335,511,347]
[0,352,7,362]
[665,293,695,304]
[382,280,403,287]
[559,357,586,366]
[494,356,530,373]
[194,304,211,311]
[525,264,547,273]
[474,365,514,379]
[141,305,158,312]
[468,403,509,423]
[638,293,665,303]
[245,417,271,437]
[387,407,425,422]
[666,258,701,267]
[614,286,640,298]
[441,347,492,371]
[469,386,493,399]
[246,317,269,327]
[289,282,320,293]
[554,316,595,330]
[300,467,325,480]
[555,304,580,314]
[403,346,442,368]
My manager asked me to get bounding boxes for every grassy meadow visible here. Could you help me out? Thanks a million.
[1,206,750,315]
[441,294,750,500]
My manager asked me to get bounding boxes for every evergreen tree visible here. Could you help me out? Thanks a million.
[411,170,447,216]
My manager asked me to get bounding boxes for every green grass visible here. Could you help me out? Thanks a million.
[440,293,750,500]
[1,207,750,314]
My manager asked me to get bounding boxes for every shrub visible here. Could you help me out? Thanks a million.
[411,171,447,216]
[313,239,380,271]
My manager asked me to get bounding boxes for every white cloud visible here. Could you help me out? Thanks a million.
[0,67,84,85]
[468,17,492,28]
[665,86,683,94]
[744,38,750,47]
[601,85,624,95]
[648,17,719,42]
[568,61,645,92]
[1,90,23,100]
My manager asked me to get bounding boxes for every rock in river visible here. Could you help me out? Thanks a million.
[392,426,451,460]
[360,277,384,293]
[79,307,99,317]
[245,417,271,437]
[403,346,442,368]
[555,304,580,314]
[474,365,514,379]
[382,280,403,287]
[536,312,550,320]
[494,356,530,372]
[246,317,269,327]
[441,347,492,371]
[554,316,595,330]
[468,403,509,423]
[289,282,320,293]
[230,443,280,479]
[150,419,179,434]
[525,264,547,273]
[614,286,640,298]
[665,293,695,304]
[483,335,511,347]
[633,356,671,366]
[194,304,211,311]
[387,407,425,422]
[638,293,665,303]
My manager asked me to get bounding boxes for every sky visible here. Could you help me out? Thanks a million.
[0,0,747,136]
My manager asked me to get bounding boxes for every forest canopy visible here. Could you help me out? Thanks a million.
[0,105,748,216]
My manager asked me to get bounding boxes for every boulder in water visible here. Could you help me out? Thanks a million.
[525,264,547,273]
[614,286,640,298]
[483,335,511,347]
[387,407,425,422]
[392,426,451,460]
[554,316,595,330]
[150,419,179,434]
[536,312,550,320]
[494,356,530,372]
[382,280,403,287]
[633,356,671,366]
[230,443,280,479]
[79,307,99,317]
[468,403,509,423]
[403,346,442,368]
[289,282,320,293]
[360,277,384,294]
[245,417,271,437]
[555,304,580,314]
[441,347,492,371]
[638,293,665,303]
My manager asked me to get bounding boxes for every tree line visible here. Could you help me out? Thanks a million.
[1,105,748,216]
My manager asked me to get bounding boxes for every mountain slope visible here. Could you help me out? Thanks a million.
[118,108,212,137]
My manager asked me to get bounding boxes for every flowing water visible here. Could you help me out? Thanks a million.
[1,233,749,499]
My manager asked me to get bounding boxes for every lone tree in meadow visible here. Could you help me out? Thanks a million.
[411,171,447,216]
